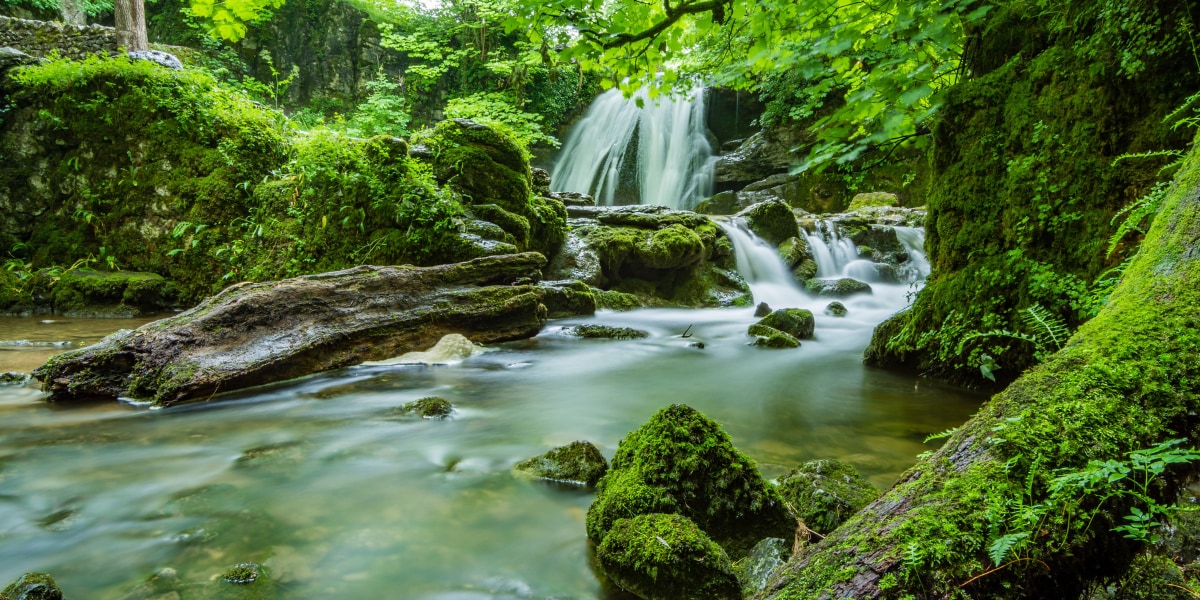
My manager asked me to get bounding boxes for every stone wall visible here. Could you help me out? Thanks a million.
[0,16,116,60]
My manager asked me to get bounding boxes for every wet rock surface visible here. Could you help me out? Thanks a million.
[34,253,552,406]
[513,440,609,486]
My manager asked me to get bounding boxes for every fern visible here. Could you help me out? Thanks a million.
[1107,182,1170,257]
[988,532,1029,567]
[1020,304,1070,352]
[923,427,959,444]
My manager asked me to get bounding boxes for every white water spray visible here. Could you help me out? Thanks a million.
[551,88,715,210]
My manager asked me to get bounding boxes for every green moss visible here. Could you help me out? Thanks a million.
[51,268,175,316]
[567,325,649,339]
[847,192,899,211]
[513,440,609,486]
[596,513,742,600]
[804,278,871,298]
[637,224,706,269]
[1,572,63,600]
[756,308,815,340]
[776,459,879,535]
[399,396,453,418]
[593,288,643,311]
[747,324,801,349]
[588,404,795,559]
[735,200,800,246]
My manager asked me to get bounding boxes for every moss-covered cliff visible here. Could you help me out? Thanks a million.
[865,0,1200,386]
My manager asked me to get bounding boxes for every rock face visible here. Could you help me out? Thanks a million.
[713,125,809,188]
[34,253,552,406]
[50,269,176,317]
[777,458,879,535]
[587,404,794,560]
[547,205,751,308]
[513,440,609,486]
[596,513,742,600]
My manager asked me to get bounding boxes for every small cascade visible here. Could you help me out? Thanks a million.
[551,88,715,210]
[804,221,860,277]
[717,220,807,308]
[893,226,931,282]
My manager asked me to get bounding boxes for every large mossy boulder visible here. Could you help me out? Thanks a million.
[417,118,567,258]
[548,206,750,308]
[513,440,608,486]
[1,573,63,600]
[586,404,794,559]
[733,200,799,247]
[776,458,879,535]
[755,308,814,340]
[596,513,742,600]
[805,277,871,298]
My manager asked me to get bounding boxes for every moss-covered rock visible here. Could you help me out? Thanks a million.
[535,280,597,319]
[734,200,799,247]
[776,458,879,536]
[203,562,275,600]
[777,236,812,270]
[0,372,31,385]
[747,324,800,349]
[566,325,649,339]
[847,192,899,211]
[755,308,814,340]
[824,302,847,317]
[804,277,871,298]
[587,404,794,559]
[596,513,742,600]
[1,572,63,600]
[50,268,176,317]
[399,397,453,418]
[513,440,608,486]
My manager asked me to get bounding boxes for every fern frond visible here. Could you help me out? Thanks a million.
[956,329,1040,356]
[988,532,1029,567]
[1107,182,1170,257]
[1021,304,1070,351]
[1110,149,1183,167]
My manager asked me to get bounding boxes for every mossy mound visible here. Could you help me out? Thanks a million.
[755,308,814,340]
[513,440,609,486]
[824,302,847,317]
[551,207,750,308]
[747,324,800,349]
[847,192,899,211]
[535,280,597,319]
[399,397,453,418]
[1,572,63,600]
[596,513,742,600]
[734,200,799,246]
[416,118,567,258]
[804,278,871,298]
[776,458,879,535]
[50,268,176,317]
[587,404,794,559]
[203,562,275,600]
[777,236,813,271]
[566,325,649,340]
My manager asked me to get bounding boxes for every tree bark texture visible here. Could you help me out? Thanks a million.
[113,0,148,51]
[34,253,551,407]
[758,135,1200,598]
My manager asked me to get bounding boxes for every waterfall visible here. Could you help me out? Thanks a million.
[893,226,931,282]
[804,221,860,277]
[717,220,807,308]
[551,88,715,210]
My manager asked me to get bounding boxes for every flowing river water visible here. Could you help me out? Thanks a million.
[0,224,985,598]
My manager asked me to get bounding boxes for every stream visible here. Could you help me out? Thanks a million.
[0,225,984,598]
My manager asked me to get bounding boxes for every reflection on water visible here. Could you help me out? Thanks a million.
[0,300,983,598]
[0,316,162,374]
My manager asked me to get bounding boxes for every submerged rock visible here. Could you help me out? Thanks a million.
[1,572,63,600]
[756,309,815,340]
[35,253,550,406]
[597,513,742,600]
[121,567,181,600]
[207,562,275,599]
[398,397,453,419]
[363,333,482,365]
[565,325,649,340]
[513,440,608,486]
[805,278,872,298]
[777,458,879,535]
[587,404,794,559]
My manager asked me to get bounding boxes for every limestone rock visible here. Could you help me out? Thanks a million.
[1,572,63,600]
[398,397,453,419]
[565,325,648,339]
[747,324,800,349]
[848,191,899,211]
[754,308,814,340]
[513,440,608,486]
[127,50,183,70]
[805,278,872,298]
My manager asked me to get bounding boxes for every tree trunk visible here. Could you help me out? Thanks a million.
[113,0,148,51]
[759,134,1200,598]
[33,253,556,407]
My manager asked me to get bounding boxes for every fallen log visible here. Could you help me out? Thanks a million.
[758,136,1200,597]
[34,253,551,406]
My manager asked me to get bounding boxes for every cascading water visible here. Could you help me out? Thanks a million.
[551,88,715,210]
